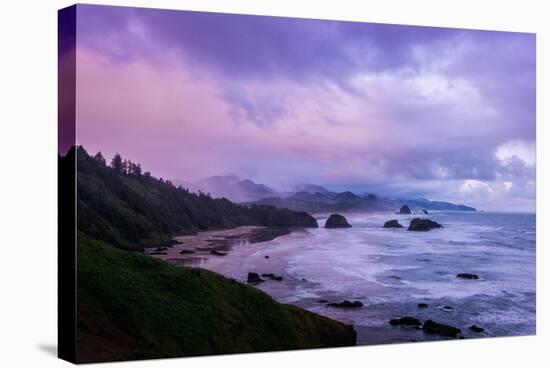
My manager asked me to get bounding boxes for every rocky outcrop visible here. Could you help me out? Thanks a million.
[383,219,403,228]
[457,273,479,280]
[247,272,264,283]
[399,205,412,214]
[389,317,422,326]
[407,218,443,231]
[422,320,461,337]
[326,300,363,308]
[469,325,484,333]
[417,303,429,309]
[248,205,319,228]
[324,214,352,228]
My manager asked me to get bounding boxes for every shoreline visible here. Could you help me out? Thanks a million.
[143,212,535,346]
[145,226,296,266]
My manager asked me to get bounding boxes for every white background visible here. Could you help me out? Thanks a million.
[0,0,547,367]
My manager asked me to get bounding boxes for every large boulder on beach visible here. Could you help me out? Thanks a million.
[399,205,412,214]
[324,214,352,228]
[389,317,422,326]
[408,218,443,231]
[383,219,403,228]
[422,320,461,337]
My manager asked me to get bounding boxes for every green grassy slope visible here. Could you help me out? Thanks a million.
[77,235,356,363]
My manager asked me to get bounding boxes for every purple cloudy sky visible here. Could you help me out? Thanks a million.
[72,4,536,211]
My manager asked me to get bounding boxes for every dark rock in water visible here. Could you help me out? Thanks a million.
[418,303,429,309]
[324,214,352,228]
[210,250,227,256]
[155,247,168,251]
[384,219,403,228]
[247,272,264,283]
[469,325,485,333]
[422,320,461,337]
[149,251,167,255]
[264,255,270,259]
[457,273,479,280]
[389,317,422,326]
[317,299,329,303]
[399,205,412,214]
[179,249,195,254]
[422,209,429,214]
[327,300,363,308]
[443,306,453,312]
[408,218,443,231]
[261,273,283,281]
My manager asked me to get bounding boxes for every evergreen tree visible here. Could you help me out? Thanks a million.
[122,159,129,175]
[93,151,106,166]
[110,153,123,173]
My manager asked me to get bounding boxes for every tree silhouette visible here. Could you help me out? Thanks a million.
[93,151,106,166]
[110,153,123,173]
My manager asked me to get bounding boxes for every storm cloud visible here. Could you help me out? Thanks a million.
[74,4,536,211]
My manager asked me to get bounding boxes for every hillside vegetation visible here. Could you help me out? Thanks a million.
[73,146,317,250]
[64,147,355,362]
[77,235,356,363]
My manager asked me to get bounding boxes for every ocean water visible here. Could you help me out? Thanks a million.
[166,212,536,344]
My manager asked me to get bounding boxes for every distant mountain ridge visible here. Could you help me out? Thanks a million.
[173,175,276,203]
[173,175,476,213]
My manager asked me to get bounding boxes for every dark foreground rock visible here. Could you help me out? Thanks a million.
[324,214,352,228]
[383,219,404,228]
[422,320,461,337]
[399,205,412,214]
[389,317,422,326]
[408,218,443,231]
[247,272,264,283]
[469,325,485,333]
[327,300,363,308]
[457,273,479,280]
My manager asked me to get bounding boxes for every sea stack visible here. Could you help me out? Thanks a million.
[408,218,443,231]
[324,214,352,228]
[399,205,412,214]
[383,219,403,228]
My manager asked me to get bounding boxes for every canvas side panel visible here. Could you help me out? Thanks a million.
[58,4,77,364]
